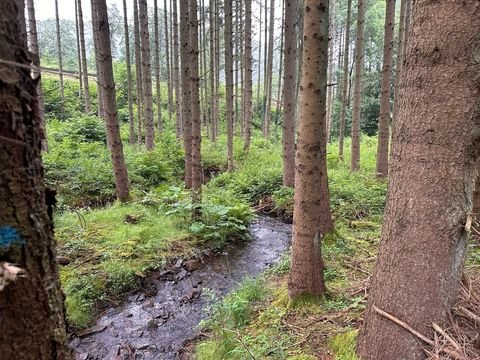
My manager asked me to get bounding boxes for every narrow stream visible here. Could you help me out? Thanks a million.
[71,216,292,360]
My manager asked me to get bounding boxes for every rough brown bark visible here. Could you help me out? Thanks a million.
[256,1,262,108]
[172,0,182,138]
[209,0,218,143]
[225,0,234,171]
[91,0,130,202]
[164,0,173,122]
[242,0,252,151]
[134,0,143,143]
[214,0,220,141]
[180,0,192,188]
[282,0,296,186]
[325,0,335,143]
[54,0,65,114]
[350,0,365,172]
[357,1,480,358]
[338,0,351,161]
[391,0,406,132]
[0,2,71,358]
[375,0,396,178]
[122,0,135,144]
[275,0,285,123]
[262,0,275,138]
[139,0,155,150]
[288,0,333,299]
[154,0,163,134]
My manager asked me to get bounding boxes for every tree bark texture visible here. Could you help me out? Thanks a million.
[242,0,253,151]
[154,0,163,134]
[357,1,480,358]
[225,0,235,171]
[263,0,275,138]
[391,0,406,132]
[54,0,65,113]
[134,0,143,143]
[210,0,218,143]
[172,0,182,138]
[338,0,351,161]
[164,0,173,121]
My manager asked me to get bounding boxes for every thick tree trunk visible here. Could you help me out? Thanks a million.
[54,0,65,114]
[122,0,135,144]
[288,0,333,299]
[225,0,235,171]
[262,0,275,138]
[375,0,396,178]
[154,0,163,134]
[242,0,252,151]
[338,0,351,161]
[350,0,365,171]
[164,0,173,122]
[134,0,143,143]
[91,0,130,202]
[282,0,296,187]
[172,0,182,138]
[139,0,155,150]
[357,1,480,358]
[189,0,202,212]
[0,2,70,358]
[180,0,192,188]
[209,0,218,143]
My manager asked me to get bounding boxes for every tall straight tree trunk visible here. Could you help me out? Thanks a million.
[164,0,173,121]
[214,0,220,141]
[325,0,335,143]
[238,0,244,135]
[295,2,304,114]
[225,0,234,171]
[375,0,396,177]
[403,0,411,58]
[350,0,365,171]
[242,0,252,151]
[201,0,209,134]
[275,0,285,123]
[180,0,192,188]
[139,0,155,150]
[358,1,480,358]
[209,0,217,143]
[172,0,182,138]
[54,0,65,114]
[74,0,83,100]
[282,0,296,186]
[77,0,91,113]
[189,0,202,211]
[0,2,70,358]
[256,1,262,108]
[391,0,406,130]
[338,0,351,161]
[154,0,163,134]
[26,0,47,151]
[123,0,135,144]
[288,0,333,299]
[262,0,275,137]
[91,0,104,119]
[134,0,143,143]
[91,0,130,202]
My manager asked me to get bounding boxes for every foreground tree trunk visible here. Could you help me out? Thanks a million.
[123,0,135,144]
[338,0,352,161]
[357,1,480,358]
[0,1,70,357]
[242,0,252,151]
[282,0,297,186]
[54,0,65,114]
[225,0,235,171]
[139,0,155,150]
[391,0,406,131]
[288,0,333,299]
[350,0,366,171]
[91,0,130,202]
[375,0,396,177]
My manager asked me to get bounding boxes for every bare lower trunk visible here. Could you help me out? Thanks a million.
[282,0,296,186]
[350,0,365,172]
[288,0,333,300]
[0,3,70,358]
[242,0,252,151]
[358,1,480,358]
[338,0,351,161]
[225,0,234,171]
[375,0,396,178]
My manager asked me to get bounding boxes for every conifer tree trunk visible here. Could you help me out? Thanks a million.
[190,0,202,211]
[0,2,71,357]
[350,0,366,171]
[180,0,193,188]
[91,1,104,119]
[54,0,65,114]
[256,1,262,108]
[403,0,411,57]
[134,0,143,143]
[154,0,163,134]
[375,0,396,178]
[74,0,84,100]
[164,0,173,121]
[275,0,285,122]
[288,0,333,299]
[139,0,155,150]
[338,0,351,161]
[242,0,252,151]
[262,0,275,137]
[209,0,218,143]
[225,0,235,171]
[91,0,130,202]
[123,0,136,144]
[77,0,91,114]
[282,0,296,186]
[391,0,406,131]
[358,1,480,357]
[172,0,182,138]
[325,0,335,143]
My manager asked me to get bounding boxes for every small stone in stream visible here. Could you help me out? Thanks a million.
[146,319,158,329]
[136,293,145,302]
[185,259,201,272]
[154,308,170,320]
[126,313,133,318]
[78,353,89,360]
[175,258,184,268]
[142,300,154,309]
[175,269,188,281]
[57,256,71,265]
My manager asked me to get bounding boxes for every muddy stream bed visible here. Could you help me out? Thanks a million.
[71,216,292,359]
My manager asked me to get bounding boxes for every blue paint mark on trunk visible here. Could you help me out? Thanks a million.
[0,226,26,248]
